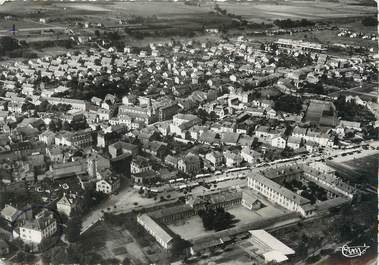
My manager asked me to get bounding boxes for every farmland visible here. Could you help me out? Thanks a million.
[0,1,376,25]
[217,1,376,22]
[0,1,376,35]
[0,1,376,55]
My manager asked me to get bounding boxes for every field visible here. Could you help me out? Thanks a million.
[0,1,376,26]
[329,82,378,102]
[343,154,378,186]
[0,0,377,51]
[81,222,150,264]
[217,1,376,22]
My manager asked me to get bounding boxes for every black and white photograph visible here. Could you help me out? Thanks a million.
[0,0,377,264]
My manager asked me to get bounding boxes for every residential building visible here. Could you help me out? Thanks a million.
[19,210,57,244]
[96,176,120,194]
[131,155,153,174]
[108,141,138,158]
[56,193,79,217]
[46,146,64,164]
[178,153,202,175]
[205,151,224,167]
[224,150,243,168]
[1,204,25,223]
[271,136,286,149]
[39,130,55,146]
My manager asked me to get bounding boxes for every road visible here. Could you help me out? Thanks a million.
[81,144,376,234]
[0,26,65,34]
[81,178,247,234]
[81,187,155,234]
[328,84,378,98]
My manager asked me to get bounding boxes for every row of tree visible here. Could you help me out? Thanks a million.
[274,19,315,29]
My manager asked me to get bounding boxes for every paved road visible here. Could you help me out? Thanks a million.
[81,144,374,234]
[0,26,65,34]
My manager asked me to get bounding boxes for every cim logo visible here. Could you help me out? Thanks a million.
[338,244,370,258]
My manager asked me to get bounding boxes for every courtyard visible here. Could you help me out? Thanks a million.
[168,201,288,241]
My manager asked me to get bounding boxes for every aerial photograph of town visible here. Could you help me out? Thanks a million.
[0,0,377,264]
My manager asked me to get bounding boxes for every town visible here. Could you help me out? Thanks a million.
[0,1,377,265]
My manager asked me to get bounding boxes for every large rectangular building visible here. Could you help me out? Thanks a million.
[248,173,315,217]
[137,214,173,249]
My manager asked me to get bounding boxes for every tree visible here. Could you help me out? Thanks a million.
[122,257,131,265]
[284,123,293,137]
[38,100,50,112]
[334,95,376,122]
[49,120,59,132]
[274,95,302,114]
[104,258,121,264]
[80,253,104,264]
[361,16,377,26]
[0,36,20,55]
[50,247,68,265]
[62,121,71,131]
[198,207,236,231]
[281,146,295,158]
[65,216,82,243]
[171,236,192,258]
